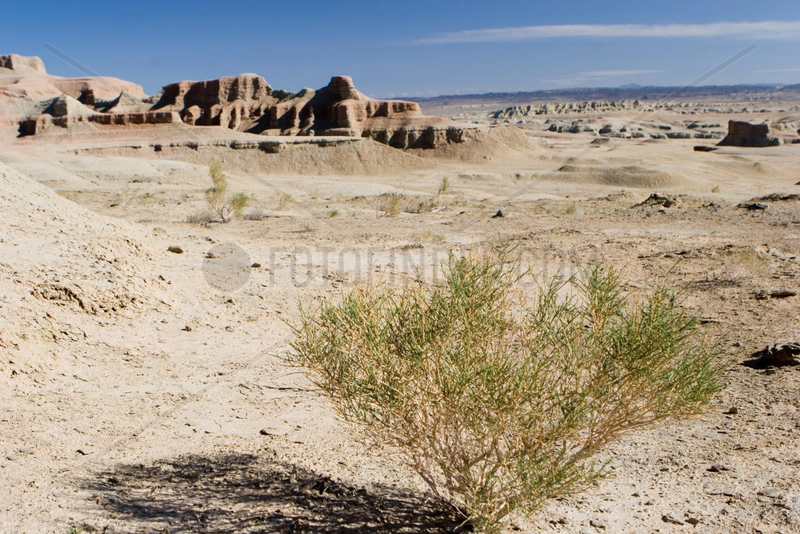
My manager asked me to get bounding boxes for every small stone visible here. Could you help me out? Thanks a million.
[748,344,800,368]
[182,326,192,332]
[251,263,261,268]
[589,519,607,529]
[492,209,506,218]
[770,289,797,299]
[725,406,738,415]
[685,517,700,526]
[757,488,782,498]
[167,246,184,254]
[737,202,767,211]
[662,514,685,525]
[708,464,730,473]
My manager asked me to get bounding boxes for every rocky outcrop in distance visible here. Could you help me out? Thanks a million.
[490,100,795,122]
[5,55,471,149]
[717,120,782,147]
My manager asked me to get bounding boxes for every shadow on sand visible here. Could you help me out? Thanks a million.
[79,452,470,533]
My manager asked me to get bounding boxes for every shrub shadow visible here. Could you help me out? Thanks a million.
[79,452,470,533]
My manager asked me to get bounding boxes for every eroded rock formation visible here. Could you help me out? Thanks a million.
[5,55,468,149]
[150,73,452,146]
[717,120,781,147]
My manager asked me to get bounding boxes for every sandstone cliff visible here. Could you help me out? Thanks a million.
[4,55,471,149]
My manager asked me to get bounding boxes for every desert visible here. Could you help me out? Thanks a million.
[1,11,800,533]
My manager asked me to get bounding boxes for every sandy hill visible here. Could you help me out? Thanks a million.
[0,161,166,385]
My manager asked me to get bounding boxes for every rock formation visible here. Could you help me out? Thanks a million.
[717,120,781,147]
[0,54,47,74]
[4,55,470,149]
[150,73,455,147]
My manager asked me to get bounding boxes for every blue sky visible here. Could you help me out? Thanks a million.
[2,1,800,97]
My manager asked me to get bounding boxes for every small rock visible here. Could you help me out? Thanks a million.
[662,514,685,525]
[737,202,767,211]
[725,406,739,415]
[634,193,677,209]
[708,464,730,473]
[492,209,506,218]
[685,517,700,526]
[757,488,783,498]
[770,289,797,299]
[168,246,184,254]
[589,519,607,529]
[182,326,192,332]
[251,263,261,268]
[747,344,800,368]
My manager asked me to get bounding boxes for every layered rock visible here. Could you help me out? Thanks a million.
[6,55,471,149]
[0,54,47,74]
[150,73,443,146]
[717,120,781,147]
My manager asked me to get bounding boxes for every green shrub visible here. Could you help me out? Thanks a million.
[204,159,249,222]
[290,249,726,532]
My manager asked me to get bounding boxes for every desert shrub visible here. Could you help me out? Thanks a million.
[290,248,726,532]
[377,192,405,217]
[243,209,269,221]
[204,159,249,222]
[185,209,213,225]
[439,176,450,195]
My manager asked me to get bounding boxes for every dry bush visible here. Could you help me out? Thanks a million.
[185,210,214,225]
[290,248,727,531]
[244,209,269,221]
[376,192,405,217]
[723,246,771,281]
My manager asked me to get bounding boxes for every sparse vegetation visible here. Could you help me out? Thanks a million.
[566,202,578,214]
[204,159,250,222]
[277,192,293,210]
[418,230,445,243]
[725,246,771,280]
[244,209,269,221]
[185,209,214,225]
[291,248,726,532]
[711,185,721,193]
[377,192,405,217]
[439,176,450,195]
[328,208,341,218]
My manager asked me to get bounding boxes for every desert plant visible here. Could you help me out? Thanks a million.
[328,208,341,218]
[185,209,214,225]
[204,159,249,222]
[244,208,269,221]
[290,249,726,531]
[439,176,450,195]
[377,192,405,217]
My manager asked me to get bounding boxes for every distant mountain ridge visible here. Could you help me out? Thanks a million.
[401,84,800,106]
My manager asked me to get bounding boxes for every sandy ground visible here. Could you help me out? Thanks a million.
[1,111,799,533]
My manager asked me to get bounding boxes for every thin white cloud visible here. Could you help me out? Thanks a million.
[419,21,800,44]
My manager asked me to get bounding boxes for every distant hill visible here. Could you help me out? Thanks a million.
[400,84,800,109]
